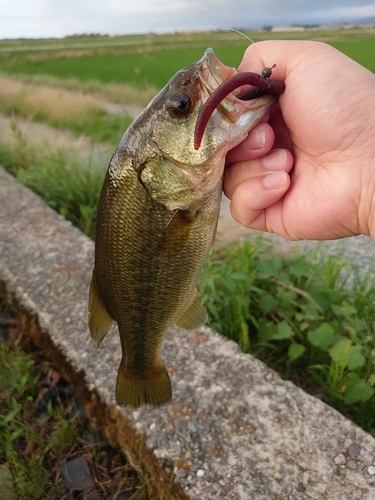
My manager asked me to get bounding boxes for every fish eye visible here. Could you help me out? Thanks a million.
[169,93,192,117]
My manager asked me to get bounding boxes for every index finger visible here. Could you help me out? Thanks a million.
[226,122,275,166]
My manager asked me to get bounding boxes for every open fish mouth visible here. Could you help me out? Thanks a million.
[199,48,238,94]
[198,47,284,106]
[195,48,285,150]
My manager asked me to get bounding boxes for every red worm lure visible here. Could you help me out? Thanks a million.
[194,65,285,150]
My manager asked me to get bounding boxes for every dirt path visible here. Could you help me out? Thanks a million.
[0,112,113,167]
[0,113,94,150]
[101,100,143,118]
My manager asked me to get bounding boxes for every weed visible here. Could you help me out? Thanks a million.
[198,238,375,434]
[0,342,65,498]
[6,449,52,500]
[0,305,146,499]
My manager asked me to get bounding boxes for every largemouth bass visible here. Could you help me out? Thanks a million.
[88,48,279,408]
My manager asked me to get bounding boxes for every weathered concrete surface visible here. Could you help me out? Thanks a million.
[1,166,375,500]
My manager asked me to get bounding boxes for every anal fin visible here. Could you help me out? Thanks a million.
[174,290,208,331]
[88,268,114,347]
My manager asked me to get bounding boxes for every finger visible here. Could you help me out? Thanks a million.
[226,122,275,165]
[229,171,290,230]
[224,148,293,199]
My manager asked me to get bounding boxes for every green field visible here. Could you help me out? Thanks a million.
[0,29,374,147]
[1,29,375,89]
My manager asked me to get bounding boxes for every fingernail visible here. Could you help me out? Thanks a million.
[262,171,287,189]
[263,149,286,171]
[245,124,266,150]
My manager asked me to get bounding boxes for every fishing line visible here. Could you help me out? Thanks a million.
[184,14,276,68]
[197,21,276,69]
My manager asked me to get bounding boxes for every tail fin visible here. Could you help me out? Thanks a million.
[116,361,172,408]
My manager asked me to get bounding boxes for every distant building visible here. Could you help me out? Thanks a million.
[271,26,305,32]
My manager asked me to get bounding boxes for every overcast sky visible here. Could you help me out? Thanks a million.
[1,0,375,39]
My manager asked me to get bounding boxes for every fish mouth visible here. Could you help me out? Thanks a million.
[200,48,238,93]
[180,48,280,196]
[198,47,277,122]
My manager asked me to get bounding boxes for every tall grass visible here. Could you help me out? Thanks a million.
[0,71,157,106]
[0,75,105,119]
[0,76,133,146]
[0,122,105,238]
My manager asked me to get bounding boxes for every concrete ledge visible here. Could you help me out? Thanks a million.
[1,166,375,500]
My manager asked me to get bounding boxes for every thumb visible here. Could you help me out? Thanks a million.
[237,39,326,81]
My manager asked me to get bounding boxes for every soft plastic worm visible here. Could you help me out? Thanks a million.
[194,70,285,150]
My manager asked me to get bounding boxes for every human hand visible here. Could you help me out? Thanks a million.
[224,40,375,241]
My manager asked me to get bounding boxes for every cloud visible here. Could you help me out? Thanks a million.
[1,0,375,39]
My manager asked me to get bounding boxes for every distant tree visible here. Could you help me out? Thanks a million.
[64,33,109,39]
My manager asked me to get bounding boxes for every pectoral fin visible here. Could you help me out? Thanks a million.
[88,268,114,347]
[174,290,208,331]
[210,214,219,253]
[159,209,199,255]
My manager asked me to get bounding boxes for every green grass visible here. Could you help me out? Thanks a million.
[40,107,132,146]
[0,46,239,89]
[0,303,145,499]
[66,110,132,145]
[198,239,375,435]
[0,32,250,88]
[2,30,375,89]
[0,29,373,162]
[1,29,374,155]
[0,122,106,238]
[0,342,68,499]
